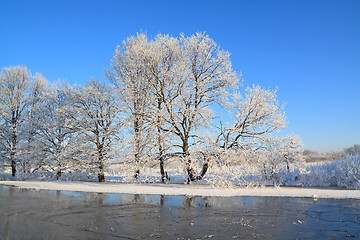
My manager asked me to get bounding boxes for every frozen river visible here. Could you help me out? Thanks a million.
[1,184,359,239]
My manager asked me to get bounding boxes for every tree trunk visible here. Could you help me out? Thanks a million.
[182,136,211,183]
[56,170,62,180]
[263,164,268,181]
[198,161,209,179]
[157,125,166,182]
[134,118,140,179]
[286,160,290,172]
[97,149,105,182]
[156,100,167,183]
[134,169,140,179]
[98,163,105,182]
[160,156,166,183]
[10,132,17,177]
[11,160,16,177]
[186,163,197,183]
[269,166,274,181]
[186,155,209,183]
[183,139,194,183]
[98,172,105,182]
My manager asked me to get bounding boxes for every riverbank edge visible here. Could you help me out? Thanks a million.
[1,180,360,199]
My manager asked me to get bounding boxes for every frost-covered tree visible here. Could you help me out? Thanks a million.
[107,33,155,179]
[71,79,120,182]
[36,81,80,180]
[216,85,287,151]
[177,32,238,182]
[211,85,303,184]
[0,66,30,177]
[344,144,360,156]
[259,135,303,182]
[20,73,49,174]
[141,34,184,182]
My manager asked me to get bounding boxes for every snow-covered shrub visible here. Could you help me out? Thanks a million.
[199,154,359,189]
[297,156,360,189]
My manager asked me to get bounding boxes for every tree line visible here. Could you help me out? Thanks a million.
[0,32,303,183]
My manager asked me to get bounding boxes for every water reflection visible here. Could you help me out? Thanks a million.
[1,184,360,240]
[60,190,216,208]
[56,189,277,209]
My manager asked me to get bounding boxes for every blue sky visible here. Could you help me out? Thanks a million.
[1,0,359,152]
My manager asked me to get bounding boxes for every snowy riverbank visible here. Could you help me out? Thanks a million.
[1,180,360,199]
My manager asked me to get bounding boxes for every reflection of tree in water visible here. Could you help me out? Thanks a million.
[96,193,104,204]
[133,194,140,203]
[182,196,210,208]
[160,195,164,205]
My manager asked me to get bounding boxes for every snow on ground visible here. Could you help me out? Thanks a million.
[1,180,360,199]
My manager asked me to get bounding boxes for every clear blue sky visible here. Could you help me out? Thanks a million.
[1,0,359,152]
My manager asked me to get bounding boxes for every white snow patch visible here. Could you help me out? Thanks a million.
[1,181,360,199]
